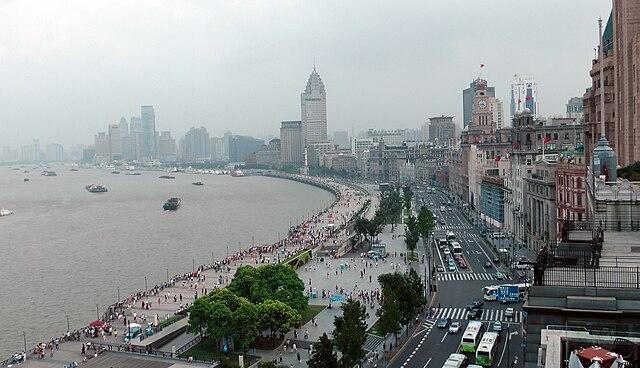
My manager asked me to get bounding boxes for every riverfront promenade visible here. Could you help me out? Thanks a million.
[5,176,375,368]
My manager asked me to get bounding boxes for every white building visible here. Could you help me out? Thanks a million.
[510,74,539,119]
[493,98,505,129]
[45,143,64,162]
[301,67,327,146]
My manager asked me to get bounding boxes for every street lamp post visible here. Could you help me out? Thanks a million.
[192,258,195,273]
[22,331,26,353]
[144,276,148,299]
[117,286,120,306]
[96,304,99,320]
[166,268,169,284]
[66,314,70,332]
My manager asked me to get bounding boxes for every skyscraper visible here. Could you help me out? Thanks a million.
[510,74,539,119]
[140,105,157,160]
[463,80,495,128]
[280,121,304,166]
[301,67,327,146]
[493,98,505,129]
[180,127,210,161]
[108,124,121,161]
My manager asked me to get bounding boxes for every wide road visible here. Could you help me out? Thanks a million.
[388,187,525,368]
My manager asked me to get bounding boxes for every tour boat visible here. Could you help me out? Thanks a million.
[163,198,181,211]
[42,171,57,176]
[192,182,204,186]
[159,175,175,179]
[85,184,108,193]
[231,170,245,177]
[0,209,15,217]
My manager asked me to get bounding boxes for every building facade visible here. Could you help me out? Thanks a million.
[301,68,327,146]
[280,121,304,167]
[463,80,495,128]
[555,149,587,239]
[44,143,64,162]
[180,127,210,161]
[140,105,157,160]
[228,135,264,162]
[428,116,456,145]
[158,131,177,162]
[510,74,539,119]
[566,96,584,121]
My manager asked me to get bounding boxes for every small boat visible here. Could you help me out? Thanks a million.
[125,172,141,176]
[23,170,29,173]
[112,171,120,174]
[70,168,78,172]
[42,171,57,176]
[159,175,175,179]
[192,182,204,186]
[23,178,29,182]
[231,170,245,177]
[85,184,108,193]
[163,198,181,211]
[0,209,15,217]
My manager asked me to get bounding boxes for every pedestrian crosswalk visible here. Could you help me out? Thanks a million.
[436,272,509,281]
[363,333,385,352]
[422,318,436,332]
[432,307,523,323]
[435,225,474,230]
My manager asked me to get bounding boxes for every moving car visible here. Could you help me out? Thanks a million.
[505,308,515,318]
[437,317,452,328]
[484,261,493,269]
[491,232,506,239]
[448,321,462,334]
[494,271,506,280]
[466,301,484,310]
[491,320,503,332]
[437,265,445,272]
[466,308,481,320]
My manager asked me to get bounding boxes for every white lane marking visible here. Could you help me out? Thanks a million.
[440,331,447,343]
[497,322,510,366]
[423,357,432,367]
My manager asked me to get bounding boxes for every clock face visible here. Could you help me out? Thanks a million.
[478,99,487,109]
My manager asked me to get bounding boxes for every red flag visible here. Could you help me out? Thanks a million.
[480,64,484,68]
[495,155,501,162]
[543,136,552,145]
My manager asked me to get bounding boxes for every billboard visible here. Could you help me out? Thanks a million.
[497,285,519,303]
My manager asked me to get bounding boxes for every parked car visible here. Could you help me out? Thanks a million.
[447,263,456,271]
[436,265,445,272]
[437,317,452,328]
[448,321,462,334]
[491,232,506,239]
[484,261,493,269]
[492,320,503,332]
[505,308,515,318]
[458,261,468,269]
[465,301,484,310]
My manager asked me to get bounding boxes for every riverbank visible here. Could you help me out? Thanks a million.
[0,174,371,367]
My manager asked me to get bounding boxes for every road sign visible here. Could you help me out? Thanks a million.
[497,285,519,302]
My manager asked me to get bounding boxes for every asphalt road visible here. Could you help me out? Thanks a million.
[388,187,524,368]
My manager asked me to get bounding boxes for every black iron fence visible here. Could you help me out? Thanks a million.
[541,266,640,289]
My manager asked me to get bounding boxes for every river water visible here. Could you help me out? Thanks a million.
[0,166,335,357]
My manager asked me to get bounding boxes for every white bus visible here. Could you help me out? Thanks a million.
[475,332,499,366]
[442,353,467,368]
[451,241,463,255]
[483,283,530,301]
[459,321,484,353]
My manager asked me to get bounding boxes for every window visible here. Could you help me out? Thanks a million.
[576,178,582,188]
[565,133,570,139]
[578,213,583,221]
[577,195,582,206]
[554,133,558,140]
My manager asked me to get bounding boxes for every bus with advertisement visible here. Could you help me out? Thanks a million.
[475,332,499,366]
[459,321,484,353]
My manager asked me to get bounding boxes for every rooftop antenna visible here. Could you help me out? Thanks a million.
[313,57,316,72]
[598,17,605,138]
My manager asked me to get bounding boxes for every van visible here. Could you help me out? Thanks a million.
[442,353,467,367]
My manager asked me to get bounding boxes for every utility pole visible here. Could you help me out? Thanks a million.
[144,276,148,299]
[23,331,26,352]
[192,258,195,273]
[96,304,99,320]
[166,268,169,283]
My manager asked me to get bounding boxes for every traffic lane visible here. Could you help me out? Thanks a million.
[388,322,461,368]
[434,279,496,307]
[455,232,494,272]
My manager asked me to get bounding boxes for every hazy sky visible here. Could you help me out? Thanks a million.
[0,0,612,148]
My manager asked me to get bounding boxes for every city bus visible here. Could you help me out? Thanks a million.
[451,242,463,255]
[459,321,484,353]
[475,332,499,366]
[483,283,530,301]
[446,231,456,241]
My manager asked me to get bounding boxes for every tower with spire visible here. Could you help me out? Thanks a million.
[301,66,327,147]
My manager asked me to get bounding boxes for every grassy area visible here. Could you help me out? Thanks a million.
[179,339,259,367]
[281,249,312,268]
[154,314,185,332]
[300,304,326,325]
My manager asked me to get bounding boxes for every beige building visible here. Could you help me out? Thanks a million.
[301,67,327,146]
[280,121,304,167]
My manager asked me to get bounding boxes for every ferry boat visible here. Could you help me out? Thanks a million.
[85,184,108,193]
[231,170,245,177]
[23,178,29,182]
[163,198,181,211]
[159,175,175,179]
[125,172,141,176]
[192,181,204,186]
[111,171,120,174]
[70,168,78,172]
[42,171,57,177]
[0,209,15,217]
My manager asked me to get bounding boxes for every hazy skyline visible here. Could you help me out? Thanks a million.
[0,0,612,148]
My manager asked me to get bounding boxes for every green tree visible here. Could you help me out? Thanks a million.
[375,294,402,338]
[402,186,413,212]
[257,299,302,340]
[228,263,307,313]
[307,333,339,368]
[404,215,420,255]
[333,299,368,367]
[187,297,214,336]
[417,206,435,239]
[233,300,260,357]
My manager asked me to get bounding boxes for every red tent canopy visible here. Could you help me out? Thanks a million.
[576,346,617,368]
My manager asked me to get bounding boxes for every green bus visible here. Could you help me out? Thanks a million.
[475,332,499,366]
[459,321,484,353]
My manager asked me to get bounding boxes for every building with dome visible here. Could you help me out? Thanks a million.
[301,67,327,147]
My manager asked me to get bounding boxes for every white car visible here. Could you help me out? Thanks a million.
[505,307,515,318]
[448,321,461,334]
[492,232,506,239]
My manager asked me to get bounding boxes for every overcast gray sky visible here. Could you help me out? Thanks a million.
[0,0,612,148]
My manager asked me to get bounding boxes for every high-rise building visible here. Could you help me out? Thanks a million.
[180,127,210,161]
[94,132,109,163]
[280,121,304,167]
[158,131,177,162]
[301,67,327,146]
[463,80,495,128]
[108,124,121,161]
[140,105,157,160]
[428,116,456,145]
[20,139,40,162]
[566,97,584,121]
[119,117,133,161]
[228,135,264,162]
[510,74,539,119]
[493,98,505,129]
[332,131,350,149]
[130,116,144,161]
[45,143,64,162]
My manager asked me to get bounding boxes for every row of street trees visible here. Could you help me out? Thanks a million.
[187,263,306,358]
[402,186,435,256]
[353,188,404,246]
[375,269,426,342]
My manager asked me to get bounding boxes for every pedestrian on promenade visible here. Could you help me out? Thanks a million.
[297,351,301,363]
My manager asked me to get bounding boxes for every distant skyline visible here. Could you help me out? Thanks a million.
[0,1,612,147]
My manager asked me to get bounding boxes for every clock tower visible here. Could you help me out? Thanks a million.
[471,78,496,133]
